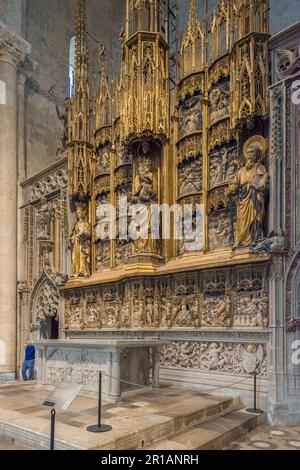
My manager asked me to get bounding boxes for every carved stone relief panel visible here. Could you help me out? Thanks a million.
[209,80,230,125]
[208,209,233,251]
[232,265,269,328]
[45,348,107,389]
[201,270,232,327]
[209,145,238,189]
[116,140,132,167]
[95,143,111,176]
[160,341,267,376]
[65,294,84,330]
[63,263,269,332]
[173,275,199,328]
[178,158,202,198]
[30,169,68,202]
[179,94,202,138]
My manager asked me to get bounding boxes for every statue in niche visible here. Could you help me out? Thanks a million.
[132,300,144,328]
[145,298,154,327]
[179,95,202,137]
[210,83,230,124]
[227,136,269,247]
[37,197,52,240]
[56,98,70,151]
[131,142,159,254]
[161,297,172,328]
[69,203,91,278]
[97,148,110,174]
[121,302,131,328]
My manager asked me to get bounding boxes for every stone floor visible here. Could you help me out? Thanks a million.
[227,425,300,450]
[0,382,299,451]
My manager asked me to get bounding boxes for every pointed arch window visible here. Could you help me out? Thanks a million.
[69,36,76,97]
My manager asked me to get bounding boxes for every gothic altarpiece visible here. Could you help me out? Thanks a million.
[17,0,300,423]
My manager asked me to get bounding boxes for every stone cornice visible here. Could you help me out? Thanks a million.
[0,21,31,64]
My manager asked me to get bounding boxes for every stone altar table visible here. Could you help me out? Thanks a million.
[34,339,165,402]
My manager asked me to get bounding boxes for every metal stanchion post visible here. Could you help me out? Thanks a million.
[87,371,112,433]
[50,409,56,450]
[246,372,264,415]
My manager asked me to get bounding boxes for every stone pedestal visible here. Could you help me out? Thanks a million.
[0,21,30,377]
[34,339,165,402]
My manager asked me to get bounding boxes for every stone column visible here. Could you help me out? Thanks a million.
[152,347,161,389]
[0,21,31,377]
[111,351,121,400]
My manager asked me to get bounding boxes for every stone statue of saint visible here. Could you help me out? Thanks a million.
[36,197,51,240]
[228,136,269,247]
[70,204,91,278]
[56,98,70,150]
[131,141,159,254]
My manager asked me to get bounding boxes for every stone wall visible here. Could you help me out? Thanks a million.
[23,0,125,178]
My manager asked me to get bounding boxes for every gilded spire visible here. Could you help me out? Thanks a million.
[75,0,89,86]
[182,0,204,49]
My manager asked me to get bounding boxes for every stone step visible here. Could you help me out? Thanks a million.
[145,410,265,450]
[0,391,240,450]
[108,395,241,451]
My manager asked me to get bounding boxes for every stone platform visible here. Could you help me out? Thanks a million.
[34,339,164,402]
[0,382,264,450]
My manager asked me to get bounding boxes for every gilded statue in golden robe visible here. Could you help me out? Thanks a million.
[70,203,91,278]
[228,136,269,247]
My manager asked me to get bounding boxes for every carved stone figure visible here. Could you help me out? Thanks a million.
[56,98,70,150]
[174,301,194,327]
[36,197,52,240]
[132,300,144,328]
[206,343,226,370]
[251,229,286,255]
[145,298,154,326]
[161,297,172,328]
[202,297,231,327]
[70,204,91,278]
[239,344,264,374]
[131,154,159,254]
[228,136,269,246]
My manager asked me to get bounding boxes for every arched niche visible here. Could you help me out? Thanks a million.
[30,274,60,340]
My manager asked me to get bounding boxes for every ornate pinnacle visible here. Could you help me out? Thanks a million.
[182,0,203,49]
[75,0,89,86]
